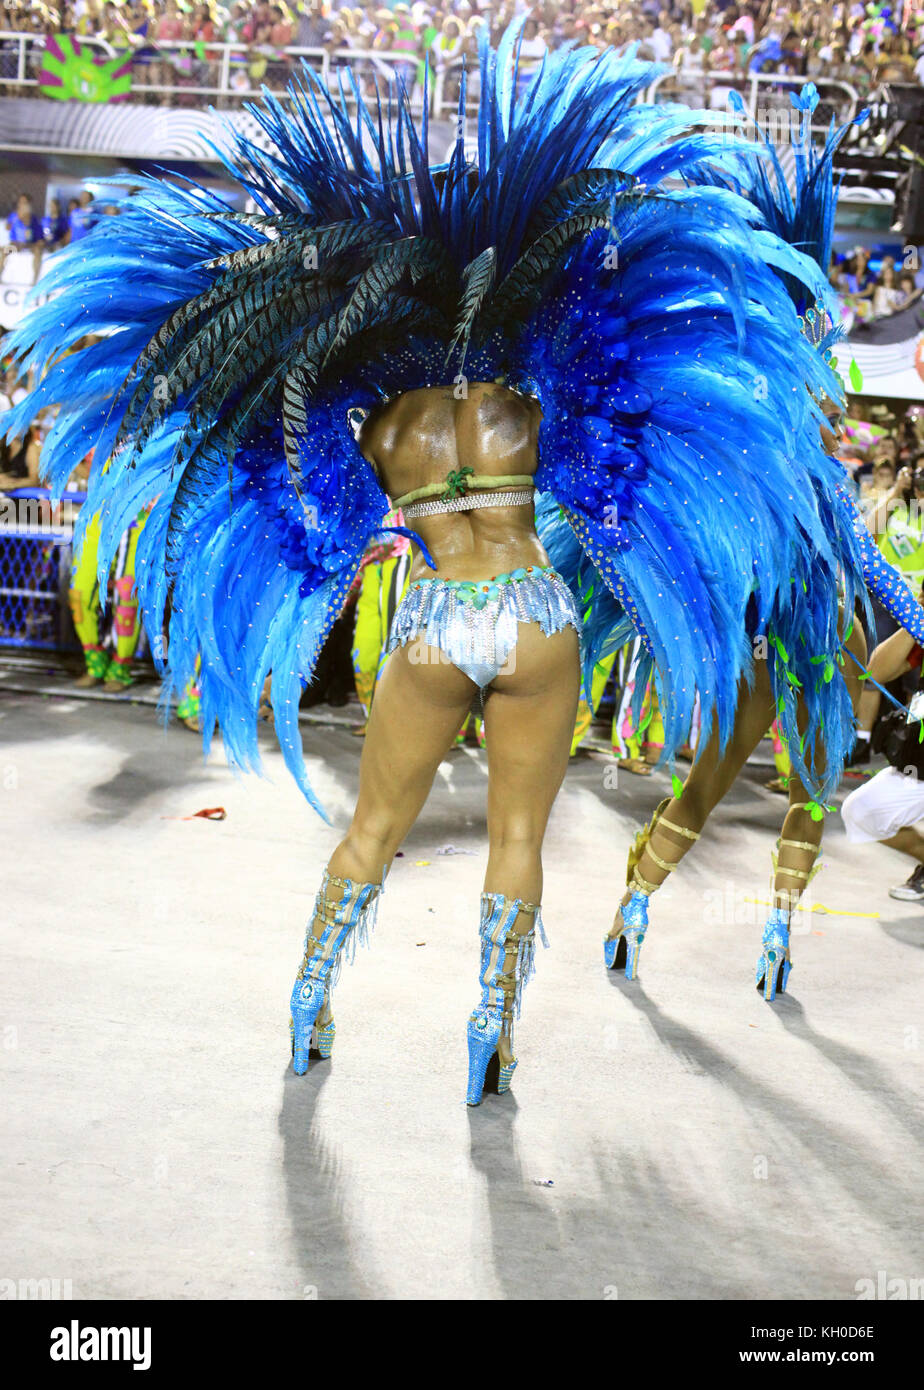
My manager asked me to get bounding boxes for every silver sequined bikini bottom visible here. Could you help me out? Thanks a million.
[385,564,582,689]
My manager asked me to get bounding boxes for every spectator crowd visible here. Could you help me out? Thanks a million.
[831,245,924,330]
[1,0,924,102]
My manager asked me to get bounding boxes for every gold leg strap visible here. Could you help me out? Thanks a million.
[658,816,700,842]
[297,911,341,974]
[632,864,659,896]
[323,872,355,891]
[627,799,700,891]
[644,844,677,874]
[495,911,542,1017]
[772,835,822,889]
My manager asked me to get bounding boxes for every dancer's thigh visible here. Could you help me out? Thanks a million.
[483,623,581,838]
[349,641,477,847]
[797,608,869,773]
[682,664,777,820]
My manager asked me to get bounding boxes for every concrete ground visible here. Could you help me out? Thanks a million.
[1,672,922,1301]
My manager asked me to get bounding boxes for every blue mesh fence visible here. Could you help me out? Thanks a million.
[0,489,85,651]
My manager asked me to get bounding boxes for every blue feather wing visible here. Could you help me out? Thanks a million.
[6,179,388,818]
[516,188,862,799]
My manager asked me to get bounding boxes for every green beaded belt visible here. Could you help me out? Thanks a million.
[409,564,557,610]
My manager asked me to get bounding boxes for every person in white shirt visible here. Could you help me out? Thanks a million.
[649,13,673,63]
[872,264,905,317]
[517,18,548,62]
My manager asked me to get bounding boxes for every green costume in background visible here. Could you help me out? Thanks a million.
[68,508,146,688]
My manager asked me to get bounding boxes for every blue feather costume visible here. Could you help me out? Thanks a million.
[539,78,924,799]
[688,82,924,788]
[7,27,915,815]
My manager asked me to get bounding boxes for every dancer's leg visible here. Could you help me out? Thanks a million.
[105,518,145,689]
[291,642,479,1070]
[642,684,665,765]
[757,617,868,997]
[68,512,107,684]
[350,561,384,718]
[482,622,581,904]
[771,620,868,912]
[611,663,776,928]
[328,641,479,884]
[472,623,580,1070]
[772,771,822,912]
[618,674,655,776]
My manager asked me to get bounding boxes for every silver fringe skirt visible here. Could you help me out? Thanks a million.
[385,564,582,689]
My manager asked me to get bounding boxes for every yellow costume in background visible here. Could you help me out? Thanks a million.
[570,654,617,755]
[351,526,484,745]
[69,509,147,687]
[352,546,411,715]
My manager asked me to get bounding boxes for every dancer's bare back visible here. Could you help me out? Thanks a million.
[359,382,549,580]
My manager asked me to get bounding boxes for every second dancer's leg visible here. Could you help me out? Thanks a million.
[606,664,776,976]
[756,620,868,1000]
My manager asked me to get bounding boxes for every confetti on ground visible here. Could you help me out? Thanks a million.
[744,896,878,920]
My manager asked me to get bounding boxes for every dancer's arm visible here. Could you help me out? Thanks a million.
[868,627,919,685]
[856,590,924,733]
[837,482,924,645]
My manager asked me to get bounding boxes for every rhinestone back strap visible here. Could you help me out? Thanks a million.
[401,488,534,521]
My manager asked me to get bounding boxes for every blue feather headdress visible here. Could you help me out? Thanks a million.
[688,82,869,348]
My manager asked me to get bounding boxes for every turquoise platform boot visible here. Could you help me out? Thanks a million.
[466,892,548,1106]
[290,870,381,1075]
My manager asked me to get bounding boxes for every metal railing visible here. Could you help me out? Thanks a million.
[0,33,430,106]
[0,487,85,651]
[0,32,868,123]
[0,31,872,140]
[0,30,114,83]
[643,68,862,134]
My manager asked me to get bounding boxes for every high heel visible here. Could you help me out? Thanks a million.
[288,1011,337,1066]
[755,909,792,1002]
[290,870,381,1075]
[603,889,649,979]
[755,825,819,1002]
[466,892,547,1106]
[605,808,700,978]
[466,1009,516,1101]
